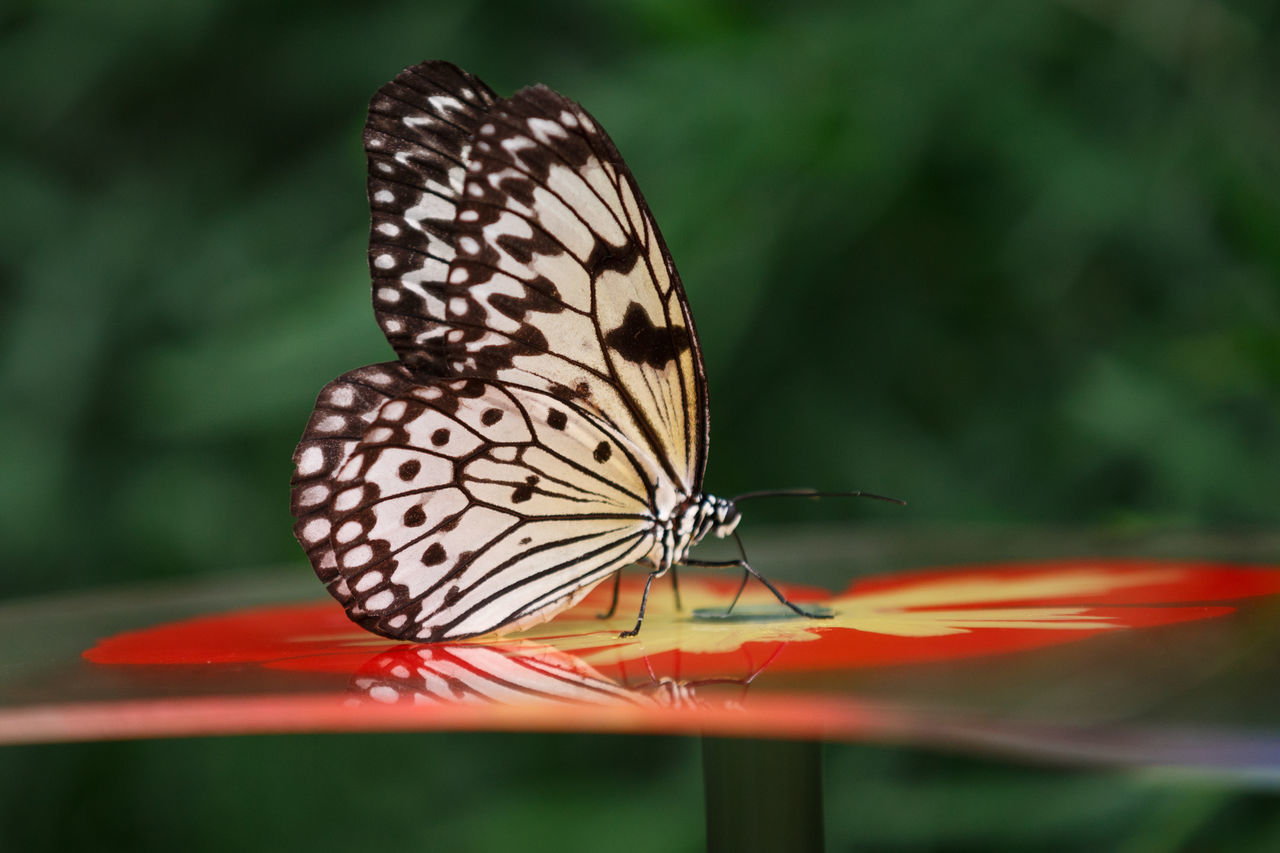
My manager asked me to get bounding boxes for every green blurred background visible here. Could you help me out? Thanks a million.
[2,0,1278,849]
[4,0,1279,599]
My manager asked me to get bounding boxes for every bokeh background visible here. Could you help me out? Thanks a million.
[2,0,1277,849]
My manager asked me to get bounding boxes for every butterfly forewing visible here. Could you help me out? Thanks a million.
[367,67,708,494]
[294,60,712,641]
[457,85,707,490]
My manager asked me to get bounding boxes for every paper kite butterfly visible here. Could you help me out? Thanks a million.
[290,61,896,642]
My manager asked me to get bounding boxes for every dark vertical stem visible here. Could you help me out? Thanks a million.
[702,737,824,853]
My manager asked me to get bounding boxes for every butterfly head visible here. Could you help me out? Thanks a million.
[682,493,740,550]
[707,495,741,540]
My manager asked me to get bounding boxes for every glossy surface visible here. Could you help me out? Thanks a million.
[3,557,1280,778]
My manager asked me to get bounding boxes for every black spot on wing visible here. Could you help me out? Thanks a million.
[603,302,691,370]
[511,474,540,504]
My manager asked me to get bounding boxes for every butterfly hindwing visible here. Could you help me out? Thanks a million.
[292,362,420,608]
[293,369,661,640]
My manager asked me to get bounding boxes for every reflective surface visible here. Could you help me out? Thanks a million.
[3,554,1280,778]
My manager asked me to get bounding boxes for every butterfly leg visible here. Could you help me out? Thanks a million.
[597,570,622,619]
[670,565,683,612]
[619,569,662,638]
[726,567,751,613]
[683,558,834,621]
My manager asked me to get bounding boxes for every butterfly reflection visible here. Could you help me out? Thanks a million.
[347,639,783,711]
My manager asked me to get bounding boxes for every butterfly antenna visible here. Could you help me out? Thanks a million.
[732,488,906,506]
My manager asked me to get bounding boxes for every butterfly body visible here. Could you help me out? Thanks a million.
[644,493,741,574]
[292,61,818,643]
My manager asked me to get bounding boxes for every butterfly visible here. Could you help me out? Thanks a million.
[291,61,896,643]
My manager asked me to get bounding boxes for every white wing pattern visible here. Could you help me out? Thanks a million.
[292,61,742,642]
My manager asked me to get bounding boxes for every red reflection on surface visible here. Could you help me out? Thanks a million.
[0,558,1253,749]
[86,560,1280,686]
[85,601,377,674]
